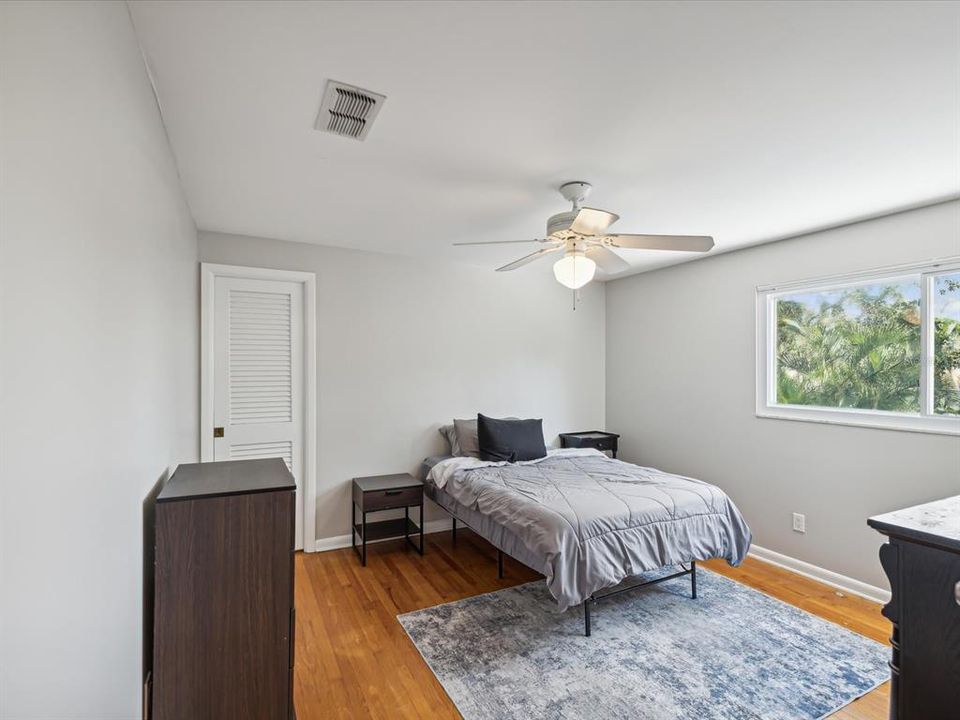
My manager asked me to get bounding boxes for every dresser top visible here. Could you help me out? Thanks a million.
[158,458,295,502]
[868,494,960,552]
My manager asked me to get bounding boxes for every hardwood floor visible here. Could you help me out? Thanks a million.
[293,529,890,719]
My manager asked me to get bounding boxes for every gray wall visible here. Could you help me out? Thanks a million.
[0,3,199,717]
[200,232,606,544]
[606,200,960,589]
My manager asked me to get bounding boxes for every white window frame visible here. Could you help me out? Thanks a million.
[756,256,960,436]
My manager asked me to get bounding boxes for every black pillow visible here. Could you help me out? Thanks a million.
[477,414,546,463]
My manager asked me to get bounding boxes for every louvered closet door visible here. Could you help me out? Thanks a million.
[213,276,304,547]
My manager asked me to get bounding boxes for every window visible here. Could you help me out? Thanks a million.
[756,258,960,435]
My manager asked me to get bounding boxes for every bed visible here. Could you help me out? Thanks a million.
[422,448,752,635]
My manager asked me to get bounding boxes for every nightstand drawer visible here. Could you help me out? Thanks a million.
[559,431,620,457]
[591,436,616,451]
[361,486,422,511]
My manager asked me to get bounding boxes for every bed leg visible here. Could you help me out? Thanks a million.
[452,517,457,545]
[497,549,504,579]
[691,560,697,599]
[584,598,592,637]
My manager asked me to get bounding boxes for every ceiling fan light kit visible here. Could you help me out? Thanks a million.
[454,181,715,294]
[553,250,596,290]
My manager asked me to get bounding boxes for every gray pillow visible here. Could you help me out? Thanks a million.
[453,418,480,458]
[438,424,461,455]
[441,416,519,458]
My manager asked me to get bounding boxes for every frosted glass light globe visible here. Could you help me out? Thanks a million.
[553,252,596,289]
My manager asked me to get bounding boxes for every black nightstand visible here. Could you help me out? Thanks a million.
[351,473,424,566]
[559,431,620,458]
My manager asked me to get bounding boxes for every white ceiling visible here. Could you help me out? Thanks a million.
[130,1,960,279]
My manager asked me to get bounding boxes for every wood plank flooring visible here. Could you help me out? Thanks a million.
[293,529,890,719]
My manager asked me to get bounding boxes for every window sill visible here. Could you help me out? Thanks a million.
[756,405,960,436]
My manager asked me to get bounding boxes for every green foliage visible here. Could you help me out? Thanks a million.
[935,314,960,414]
[776,284,960,415]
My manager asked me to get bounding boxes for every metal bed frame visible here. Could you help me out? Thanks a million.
[451,517,698,637]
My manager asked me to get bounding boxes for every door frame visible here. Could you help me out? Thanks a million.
[200,262,318,552]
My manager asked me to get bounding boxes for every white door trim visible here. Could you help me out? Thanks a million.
[200,262,318,552]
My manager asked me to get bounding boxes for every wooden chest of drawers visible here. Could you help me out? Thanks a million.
[869,496,960,720]
[147,458,296,720]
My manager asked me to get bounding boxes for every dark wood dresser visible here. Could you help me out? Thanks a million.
[149,458,296,720]
[868,495,960,720]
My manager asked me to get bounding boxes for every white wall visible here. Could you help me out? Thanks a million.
[0,3,199,718]
[199,232,606,543]
[606,201,960,589]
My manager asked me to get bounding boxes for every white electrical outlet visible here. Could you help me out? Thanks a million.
[792,513,806,533]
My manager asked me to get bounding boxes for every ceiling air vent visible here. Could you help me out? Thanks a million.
[314,80,385,141]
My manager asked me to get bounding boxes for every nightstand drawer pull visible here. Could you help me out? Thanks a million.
[360,486,423,511]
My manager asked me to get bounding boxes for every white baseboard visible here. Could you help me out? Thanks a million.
[310,518,454,553]
[748,544,890,605]
[309,527,890,605]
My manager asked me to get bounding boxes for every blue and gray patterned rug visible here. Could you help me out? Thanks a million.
[398,567,888,719]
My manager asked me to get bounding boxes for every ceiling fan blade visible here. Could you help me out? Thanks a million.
[570,207,620,236]
[586,246,631,274]
[606,234,715,253]
[495,246,563,272]
[453,238,547,246]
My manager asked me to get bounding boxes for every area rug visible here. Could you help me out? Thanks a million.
[397,567,888,720]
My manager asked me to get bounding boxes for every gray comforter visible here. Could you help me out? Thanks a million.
[427,449,751,611]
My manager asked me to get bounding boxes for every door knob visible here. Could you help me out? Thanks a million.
[213,427,224,438]
[955,580,960,607]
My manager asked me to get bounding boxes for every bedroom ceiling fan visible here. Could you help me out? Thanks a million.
[454,182,714,289]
